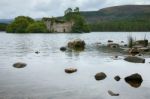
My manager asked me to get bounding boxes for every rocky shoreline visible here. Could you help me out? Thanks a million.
[12,38,149,97]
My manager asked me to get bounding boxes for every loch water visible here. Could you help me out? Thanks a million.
[0,32,150,99]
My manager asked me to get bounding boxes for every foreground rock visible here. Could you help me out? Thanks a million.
[108,90,119,96]
[125,73,143,88]
[114,76,121,81]
[13,62,27,68]
[124,56,145,63]
[95,72,107,80]
[65,68,77,74]
[68,39,85,50]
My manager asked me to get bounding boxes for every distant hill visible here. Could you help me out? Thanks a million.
[0,19,13,24]
[81,5,150,23]
[1,5,150,24]
[1,5,150,31]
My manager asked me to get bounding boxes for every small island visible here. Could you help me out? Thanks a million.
[6,7,90,33]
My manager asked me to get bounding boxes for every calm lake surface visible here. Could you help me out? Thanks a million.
[0,32,150,99]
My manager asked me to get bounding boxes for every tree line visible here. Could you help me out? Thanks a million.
[89,18,150,32]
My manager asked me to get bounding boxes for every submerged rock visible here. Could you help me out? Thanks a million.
[95,42,102,46]
[125,73,143,88]
[68,39,85,51]
[121,41,124,43]
[60,47,67,51]
[107,43,119,48]
[108,40,113,43]
[65,68,77,74]
[138,47,150,52]
[124,44,128,47]
[95,72,107,81]
[129,48,139,56]
[13,62,27,68]
[135,40,148,47]
[35,51,40,54]
[114,76,121,81]
[124,56,145,63]
[108,90,119,96]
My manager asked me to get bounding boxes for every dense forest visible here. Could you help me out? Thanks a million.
[82,5,150,31]
[0,23,7,31]
[89,18,150,31]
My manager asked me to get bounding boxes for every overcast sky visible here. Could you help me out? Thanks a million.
[1,0,150,19]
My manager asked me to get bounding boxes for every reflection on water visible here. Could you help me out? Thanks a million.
[0,32,150,99]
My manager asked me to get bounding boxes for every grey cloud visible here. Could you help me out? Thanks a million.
[0,0,150,19]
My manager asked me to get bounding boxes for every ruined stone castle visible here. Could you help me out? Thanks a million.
[42,18,74,33]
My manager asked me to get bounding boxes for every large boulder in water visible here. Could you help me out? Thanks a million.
[125,73,143,88]
[95,72,107,81]
[124,56,145,63]
[68,39,86,50]
[13,62,27,68]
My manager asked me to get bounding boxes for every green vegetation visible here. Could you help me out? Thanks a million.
[64,7,90,33]
[6,16,34,33]
[128,36,134,48]
[6,16,47,33]
[89,18,150,32]
[0,23,8,31]
[26,21,47,33]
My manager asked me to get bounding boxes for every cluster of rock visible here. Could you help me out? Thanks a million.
[63,66,143,96]
[94,72,143,96]
[12,39,148,97]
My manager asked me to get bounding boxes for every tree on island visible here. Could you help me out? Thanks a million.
[6,16,34,33]
[65,8,73,15]
[6,16,48,33]
[26,21,47,33]
[74,7,80,12]
[64,7,90,33]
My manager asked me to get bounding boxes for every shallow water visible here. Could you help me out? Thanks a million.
[0,32,150,99]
